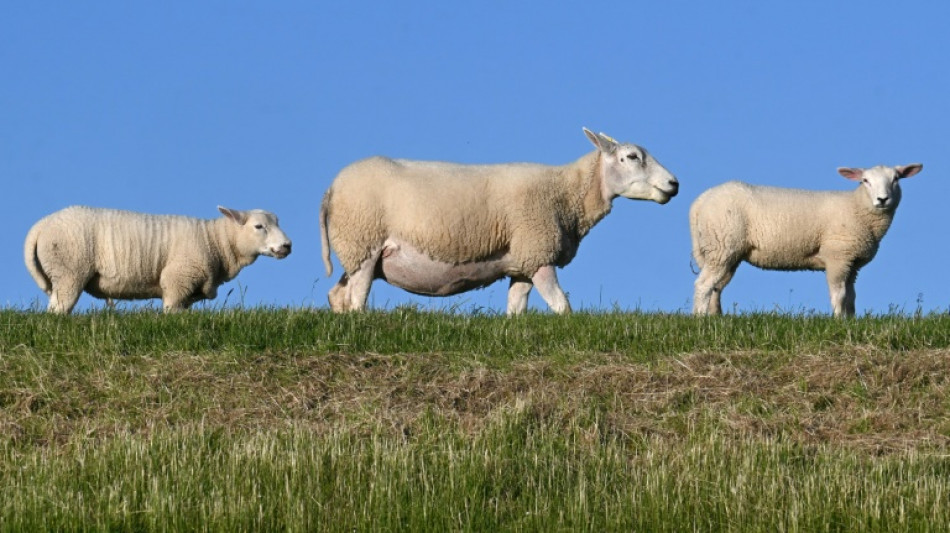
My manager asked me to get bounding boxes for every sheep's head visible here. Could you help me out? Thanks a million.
[838,163,923,211]
[219,206,293,259]
[583,127,679,204]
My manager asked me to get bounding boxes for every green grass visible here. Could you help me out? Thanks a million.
[4,417,950,532]
[6,307,950,360]
[2,308,950,531]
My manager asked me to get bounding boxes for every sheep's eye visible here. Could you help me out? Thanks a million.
[626,153,639,162]
[254,224,265,230]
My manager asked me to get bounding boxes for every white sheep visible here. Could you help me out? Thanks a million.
[690,163,923,316]
[24,205,292,313]
[319,128,679,314]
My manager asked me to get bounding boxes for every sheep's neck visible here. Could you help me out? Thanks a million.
[563,151,612,238]
[212,219,257,281]
[853,189,897,242]
[868,213,894,242]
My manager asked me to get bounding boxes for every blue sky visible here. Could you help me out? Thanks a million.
[3,2,948,314]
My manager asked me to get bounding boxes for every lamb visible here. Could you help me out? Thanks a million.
[319,127,679,314]
[690,163,923,317]
[24,205,292,313]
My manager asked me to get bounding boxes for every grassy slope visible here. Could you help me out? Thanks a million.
[2,308,950,531]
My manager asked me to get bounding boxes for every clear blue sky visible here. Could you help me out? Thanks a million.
[3,2,947,314]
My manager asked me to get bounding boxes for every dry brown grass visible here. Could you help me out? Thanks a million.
[4,345,949,455]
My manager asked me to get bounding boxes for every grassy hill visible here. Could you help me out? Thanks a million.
[2,308,950,531]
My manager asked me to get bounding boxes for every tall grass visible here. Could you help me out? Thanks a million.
[2,308,950,530]
[2,416,949,531]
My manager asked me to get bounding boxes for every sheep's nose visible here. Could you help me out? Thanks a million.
[876,196,888,205]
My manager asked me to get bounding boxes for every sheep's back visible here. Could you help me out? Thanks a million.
[329,157,554,264]
[693,182,856,270]
[42,206,211,283]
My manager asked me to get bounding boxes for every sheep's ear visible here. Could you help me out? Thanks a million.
[837,167,864,182]
[896,163,923,179]
[583,127,618,154]
[218,206,248,225]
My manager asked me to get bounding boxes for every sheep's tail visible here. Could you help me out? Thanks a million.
[23,224,52,295]
[319,189,333,277]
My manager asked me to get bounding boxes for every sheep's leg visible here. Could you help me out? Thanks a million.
[844,274,857,316]
[161,295,189,313]
[506,277,533,316]
[693,270,716,315]
[709,267,738,315]
[161,291,199,312]
[531,265,571,314]
[693,262,738,315]
[160,272,195,313]
[344,250,382,312]
[826,267,857,317]
[48,280,83,314]
[328,274,350,312]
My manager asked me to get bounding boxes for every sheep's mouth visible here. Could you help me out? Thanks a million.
[654,186,678,204]
[269,245,292,259]
[657,181,679,199]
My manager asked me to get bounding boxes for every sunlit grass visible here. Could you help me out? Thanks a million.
[5,307,950,360]
[2,308,950,530]
[2,416,949,532]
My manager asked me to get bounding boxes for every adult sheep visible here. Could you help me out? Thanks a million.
[690,163,923,317]
[24,205,292,314]
[319,128,679,314]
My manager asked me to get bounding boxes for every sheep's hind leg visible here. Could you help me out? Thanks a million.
[328,274,350,312]
[506,277,533,316]
[48,280,84,314]
[337,250,382,312]
[693,262,738,315]
[710,266,739,315]
[531,265,570,314]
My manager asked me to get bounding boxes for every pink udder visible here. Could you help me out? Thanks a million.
[377,240,509,296]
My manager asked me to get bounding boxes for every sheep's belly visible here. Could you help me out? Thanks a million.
[378,241,508,297]
[86,275,162,300]
[747,248,825,271]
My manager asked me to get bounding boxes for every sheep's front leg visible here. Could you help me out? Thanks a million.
[826,267,857,317]
[161,290,191,313]
[844,277,857,316]
[506,277,533,316]
[531,265,571,314]
[161,297,188,313]
[160,270,197,313]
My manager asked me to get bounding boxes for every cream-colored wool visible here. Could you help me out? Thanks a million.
[690,164,923,317]
[320,128,679,314]
[24,205,292,313]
